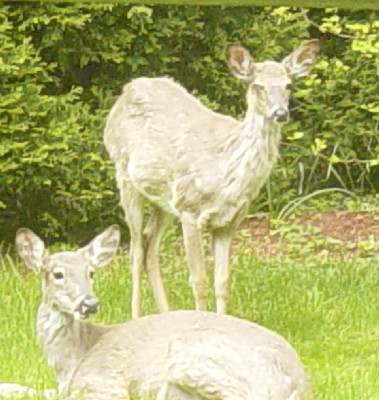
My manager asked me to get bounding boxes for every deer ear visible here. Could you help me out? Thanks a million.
[226,44,255,80]
[282,39,320,78]
[79,225,120,268]
[15,228,47,273]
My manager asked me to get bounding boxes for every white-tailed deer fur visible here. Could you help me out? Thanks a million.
[104,39,320,318]
[16,225,311,400]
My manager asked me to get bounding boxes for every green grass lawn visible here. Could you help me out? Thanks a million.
[0,226,378,399]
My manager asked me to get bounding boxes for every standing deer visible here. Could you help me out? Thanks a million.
[15,225,310,400]
[104,40,320,318]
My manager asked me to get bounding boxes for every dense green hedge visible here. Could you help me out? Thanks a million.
[0,4,378,243]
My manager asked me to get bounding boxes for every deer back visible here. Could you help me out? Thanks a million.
[104,77,239,165]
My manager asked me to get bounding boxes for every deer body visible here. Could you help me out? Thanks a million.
[104,40,319,318]
[68,311,310,400]
[16,226,311,400]
[106,77,280,229]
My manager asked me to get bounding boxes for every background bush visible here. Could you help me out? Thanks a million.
[0,3,378,244]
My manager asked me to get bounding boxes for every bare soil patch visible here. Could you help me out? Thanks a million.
[240,211,379,259]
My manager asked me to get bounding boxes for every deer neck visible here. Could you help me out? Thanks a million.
[215,91,281,222]
[243,89,281,151]
[36,303,108,394]
[223,91,281,171]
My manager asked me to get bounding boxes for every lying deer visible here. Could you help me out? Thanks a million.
[104,39,320,318]
[15,225,310,400]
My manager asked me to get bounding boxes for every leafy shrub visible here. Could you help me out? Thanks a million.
[281,8,379,196]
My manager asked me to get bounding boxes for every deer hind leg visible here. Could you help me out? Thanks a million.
[119,178,145,319]
[143,207,172,313]
[181,212,207,311]
[212,227,233,314]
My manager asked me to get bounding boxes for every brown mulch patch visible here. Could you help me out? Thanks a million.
[296,211,379,243]
[239,211,379,259]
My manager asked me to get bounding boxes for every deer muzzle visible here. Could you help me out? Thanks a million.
[74,295,99,320]
[272,108,289,123]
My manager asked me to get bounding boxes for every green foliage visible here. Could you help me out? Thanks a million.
[0,4,378,242]
[0,4,121,243]
[275,8,379,201]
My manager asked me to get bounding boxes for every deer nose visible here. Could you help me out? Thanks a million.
[272,109,289,122]
[78,295,99,317]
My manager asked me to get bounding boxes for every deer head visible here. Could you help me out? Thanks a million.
[226,39,320,122]
[15,225,120,320]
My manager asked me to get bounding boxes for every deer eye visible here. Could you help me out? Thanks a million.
[52,271,64,280]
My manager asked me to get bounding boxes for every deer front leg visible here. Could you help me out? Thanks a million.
[181,212,207,311]
[212,227,233,314]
